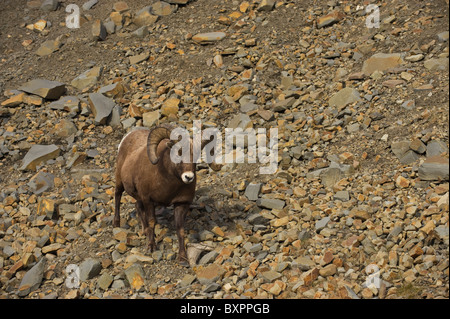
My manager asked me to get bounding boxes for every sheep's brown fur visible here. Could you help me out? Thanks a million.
[114,126,218,265]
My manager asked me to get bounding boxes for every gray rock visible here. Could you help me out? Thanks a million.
[122,117,137,129]
[320,167,343,188]
[294,256,315,271]
[334,190,349,201]
[28,171,55,194]
[79,258,102,281]
[273,97,296,112]
[437,31,449,42]
[48,96,80,113]
[399,150,420,165]
[143,110,160,128]
[418,156,449,181]
[71,66,103,91]
[88,93,116,125]
[328,87,361,108]
[426,140,448,157]
[424,58,449,71]
[82,0,98,10]
[435,226,449,245]
[129,52,150,65]
[124,263,145,286]
[260,269,281,283]
[248,212,270,225]
[257,0,275,11]
[315,217,330,231]
[151,1,176,16]
[40,0,59,11]
[401,100,416,110]
[20,144,60,171]
[18,257,47,296]
[244,183,261,201]
[35,39,61,57]
[361,53,404,76]
[192,32,226,44]
[19,79,65,100]
[228,113,252,130]
[256,198,285,210]
[134,6,159,27]
[391,140,410,159]
[198,250,219,265]
[97,272,113,290]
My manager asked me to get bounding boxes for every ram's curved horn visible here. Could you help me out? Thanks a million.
[201,133,222,171]
[146,124,174,164]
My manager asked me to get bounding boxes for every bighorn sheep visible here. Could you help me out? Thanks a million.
[114,124,220,266]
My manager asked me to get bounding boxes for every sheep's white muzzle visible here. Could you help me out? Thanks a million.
[181,171,195,184]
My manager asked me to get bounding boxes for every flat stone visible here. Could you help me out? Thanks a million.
[294,256,315,271]
[112,1,128,12]
[88,93,116,125]
[426,140,448,158]
[260,269,281,283]
[257,0,275,12]
[92,19,107,41]
[334,190,349,201]
[79,258,101,281]
[435,226,449,245]
[28,171,55,194]
[315,217,330,231]
[166,0,189,4]
[328,87,361,108]
[18,257,47,297]
[35,39,61,56]
[317,10,345,28]
[409,139,427,154]
[195,263,226,285]
[151,1,176,16]
[319,264,337,277]
[362,53,404,76]
[82,0,98,10]
[142,110,161,127]
[424,58,449,71]
[129,52,149,65]
[40,0,59,11]
[192,32,226,44]
[97,272,113,290]
[48,96,80,113]
[71,66,103,91]
[437,31,449,42]
[244,183,261,201]
[405,54,424,62]
[418,155,449,181]
[1,92,26,107]
[399,150,420,165]
[134,6,159,26]
[257,198,285,210]
[124,263,145,290]
[401,100,415,110]
[19,79,65,100]
[20,144,60,171]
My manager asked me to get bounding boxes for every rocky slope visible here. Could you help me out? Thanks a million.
[0,0,448,299]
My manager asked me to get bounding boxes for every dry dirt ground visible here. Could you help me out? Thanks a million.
[0,0,448,300]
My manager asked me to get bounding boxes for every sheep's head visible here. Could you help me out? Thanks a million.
[147,124,221,184]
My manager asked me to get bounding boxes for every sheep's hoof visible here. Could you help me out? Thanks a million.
[147,244,156,253]
[178,255,190,268]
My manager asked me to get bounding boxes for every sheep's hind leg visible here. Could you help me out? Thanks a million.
[138,201,157,252]
[113,183,124,228]
[174,204,189,267]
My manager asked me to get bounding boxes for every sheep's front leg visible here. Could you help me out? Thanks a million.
[138,200,157,252]
[174,204,189,266]
[113,183,124,228]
